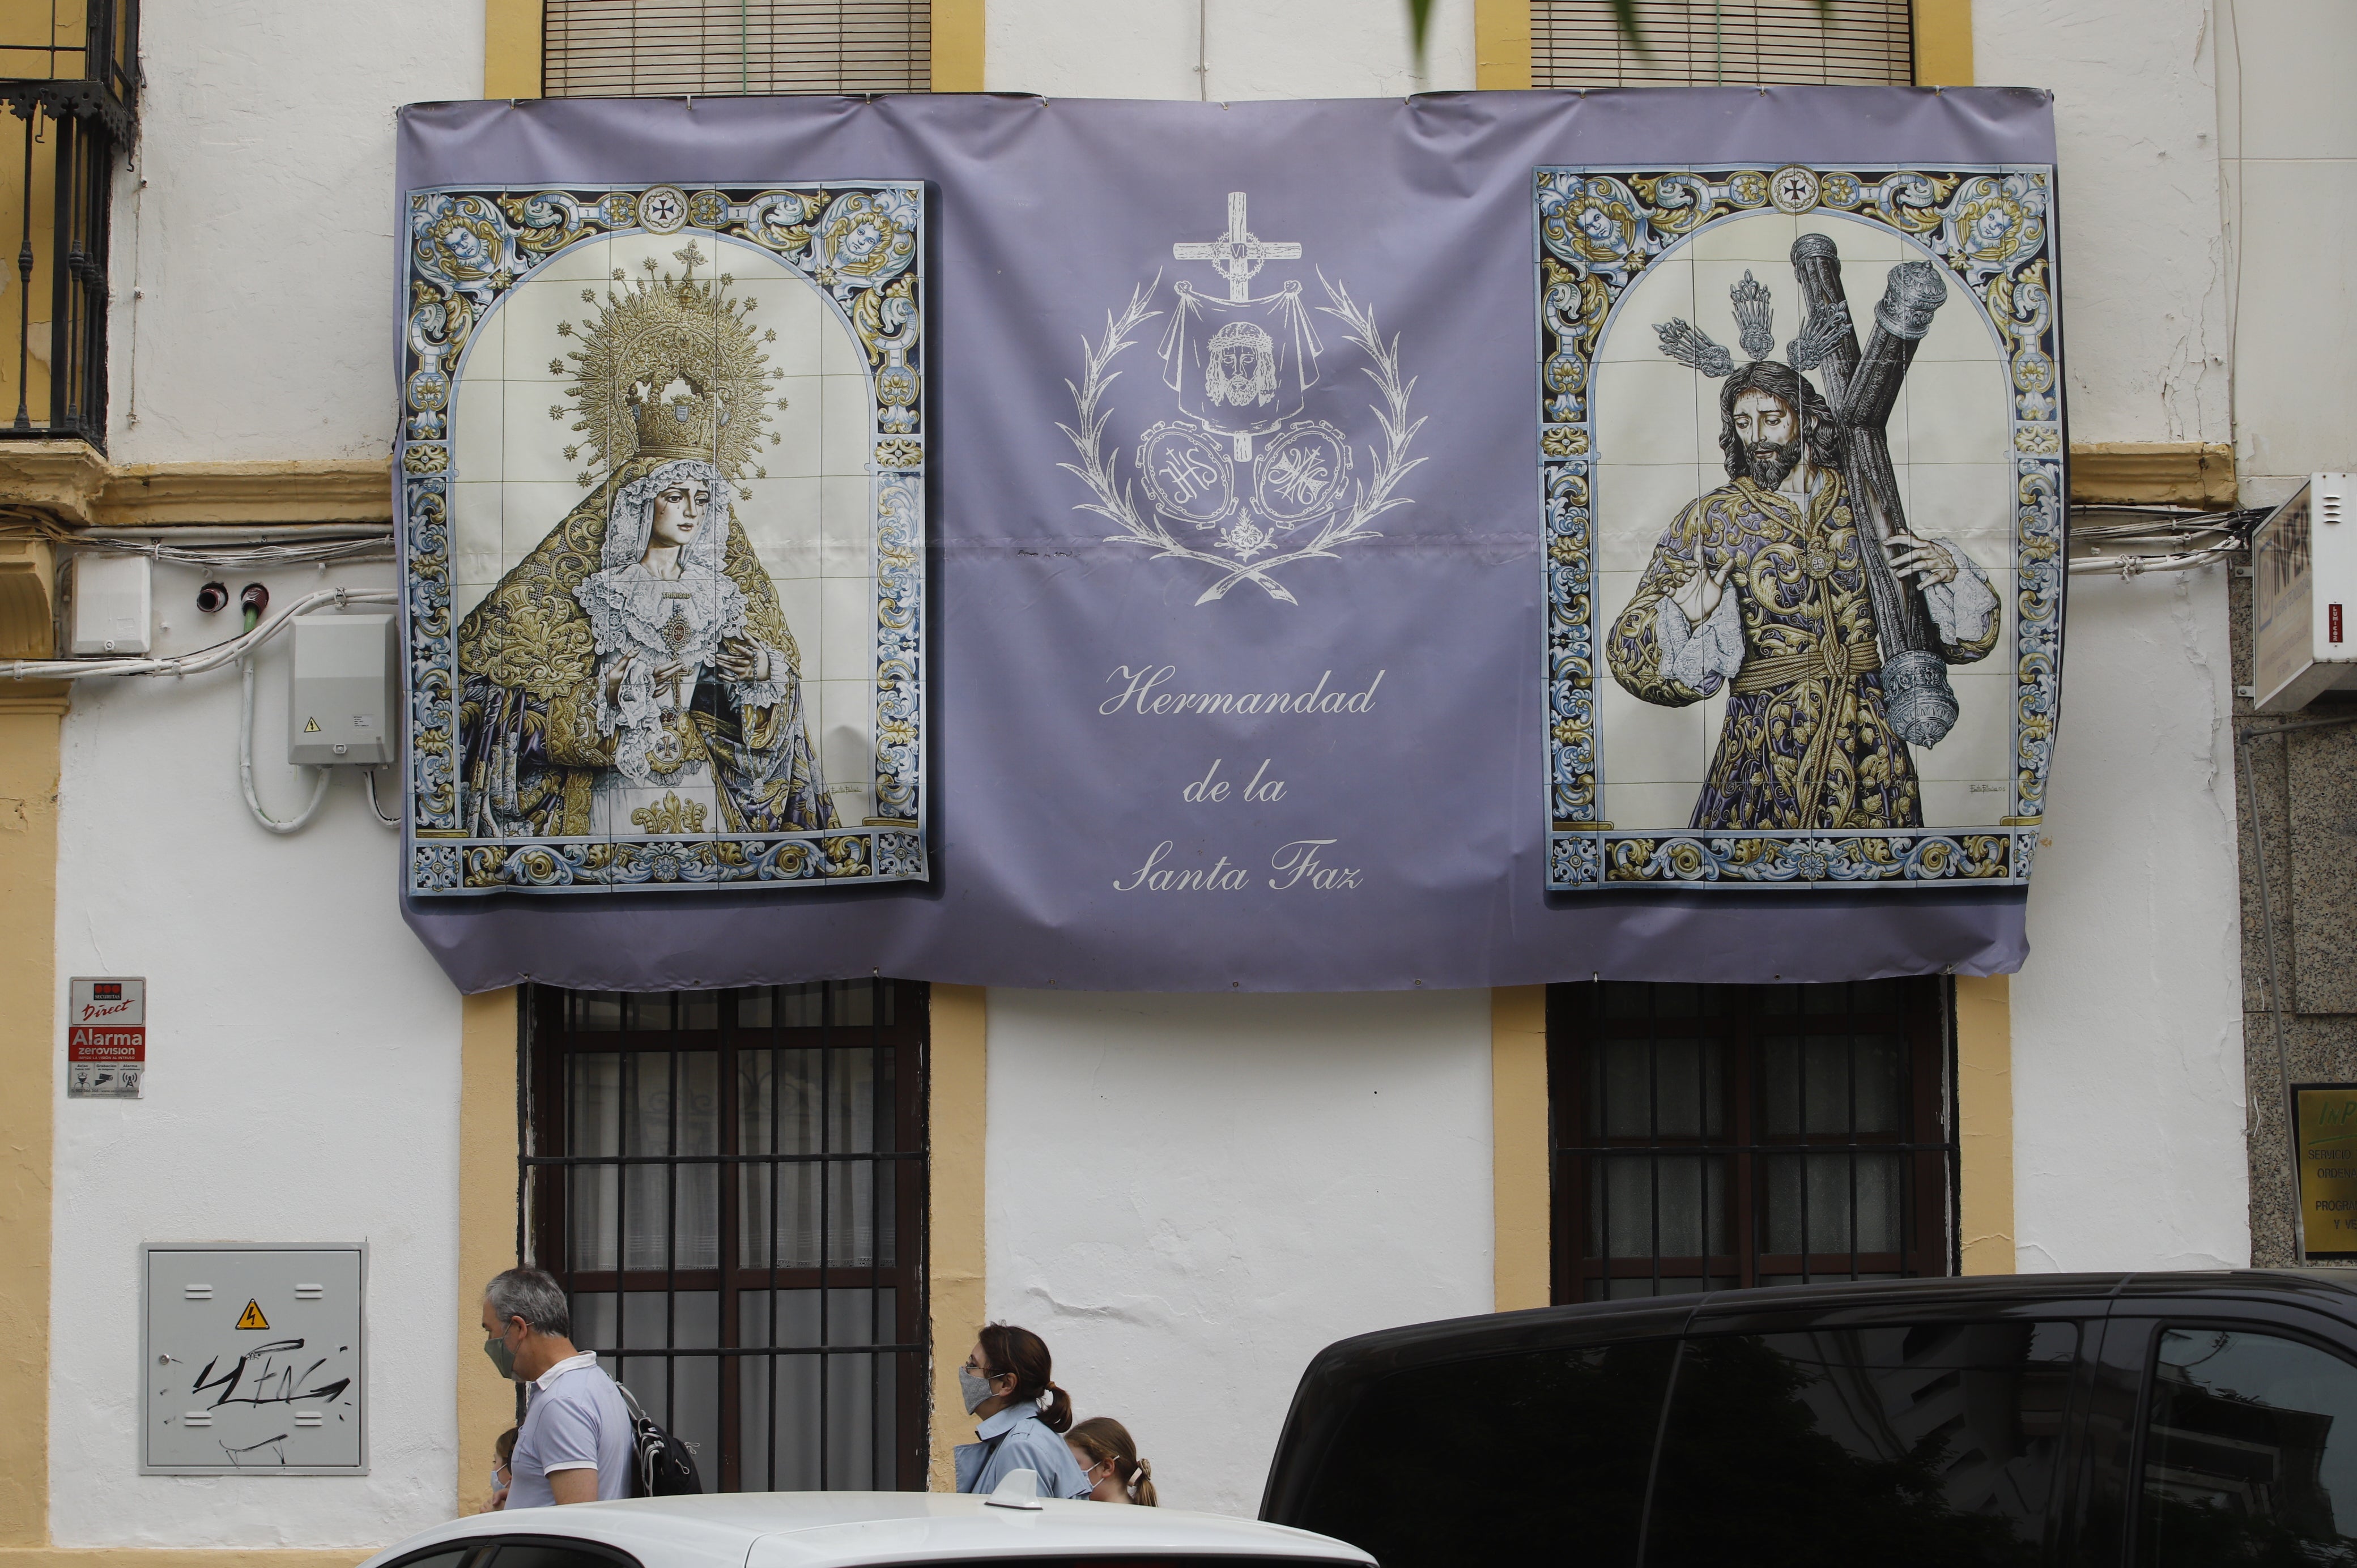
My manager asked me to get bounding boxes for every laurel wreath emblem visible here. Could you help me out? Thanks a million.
[1057,275,1424,606]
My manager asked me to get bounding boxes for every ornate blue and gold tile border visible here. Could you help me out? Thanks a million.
[398,180,928,896]
[1535,163,2062,891]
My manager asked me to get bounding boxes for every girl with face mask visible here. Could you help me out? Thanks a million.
[952,1323,1092,1499]
[1067,1416,1156,1505]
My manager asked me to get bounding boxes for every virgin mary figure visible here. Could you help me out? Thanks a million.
[456,245,835,841]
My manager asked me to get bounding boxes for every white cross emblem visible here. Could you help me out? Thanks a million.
[1172,191,1302,302]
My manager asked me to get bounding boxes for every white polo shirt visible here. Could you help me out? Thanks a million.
[506,1350,635,1506]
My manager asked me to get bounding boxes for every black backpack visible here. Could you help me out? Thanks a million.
[616,1383,703,1497]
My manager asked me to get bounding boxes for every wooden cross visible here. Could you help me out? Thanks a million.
[1172,192,1301,302]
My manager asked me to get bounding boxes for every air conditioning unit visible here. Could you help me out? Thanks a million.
[2253,474,2356,711]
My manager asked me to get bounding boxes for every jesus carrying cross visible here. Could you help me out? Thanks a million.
[1605,242,2000,832]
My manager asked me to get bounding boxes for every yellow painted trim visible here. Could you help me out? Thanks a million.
[0,442,106,527]
[1491,987,1551,1310]
[926,985,986,1491]
[0,448,391,529]
[1912,0,1973,86]
[2071,442,2237,509]
[1955,974,2014,1275]
[930,0,984,92]
[1474,0,1534,90]
[484,0,542,99]
[456,988,520,1519]
[0,538,57,658]
[0,682,64,1546]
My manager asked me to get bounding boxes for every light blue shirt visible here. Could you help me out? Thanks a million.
[953,1403,1092,1499]
[508,1351,636,1506]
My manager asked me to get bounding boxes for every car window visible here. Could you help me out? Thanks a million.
[1288,1338,1677,1568]
[379,1552,478,1568]
[478,1543,641,1568]
[2136,1326,2357,1567]
[1647,1320,2077,1568]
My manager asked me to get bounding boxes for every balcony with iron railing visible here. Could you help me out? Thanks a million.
[0,0,134,452]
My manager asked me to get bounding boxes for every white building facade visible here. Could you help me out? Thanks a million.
[0,0,2326,1558]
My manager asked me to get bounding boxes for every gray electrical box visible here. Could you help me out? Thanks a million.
[287,612,394,766]
[141,1243,366,1475]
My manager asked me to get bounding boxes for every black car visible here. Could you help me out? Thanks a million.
[1262,1271,2357,1568]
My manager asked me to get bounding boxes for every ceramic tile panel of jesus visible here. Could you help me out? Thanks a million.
[1591,212,2015,834]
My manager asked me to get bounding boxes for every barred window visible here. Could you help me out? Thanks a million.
[1532,1,1914,88]
[0,0,136,451]
[525,979,929,1490]
[543,0,931,96]
[1548,978,1955,1301]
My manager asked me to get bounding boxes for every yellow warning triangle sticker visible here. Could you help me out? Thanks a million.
[303,718,321,733]
[235,1299,270,1331]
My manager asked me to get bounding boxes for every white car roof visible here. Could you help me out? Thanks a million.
[357,1494,1375,1568]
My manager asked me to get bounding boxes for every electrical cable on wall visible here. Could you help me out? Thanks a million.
[2067,503,2269,577]
[0,514,393,570]
[238,653,331,835]
[3,585,396,682]
[363,768,401,830]
[8,576,402,837]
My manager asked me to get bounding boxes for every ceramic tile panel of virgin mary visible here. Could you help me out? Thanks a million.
[454,250,833,843]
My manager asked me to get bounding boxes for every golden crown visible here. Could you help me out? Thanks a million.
[628,373,730,461]
[554,241,782,484]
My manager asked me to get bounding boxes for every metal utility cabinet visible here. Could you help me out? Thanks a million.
[141,1243,366,1475]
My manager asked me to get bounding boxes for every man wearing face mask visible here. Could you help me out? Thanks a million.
[479,1267,633,1506]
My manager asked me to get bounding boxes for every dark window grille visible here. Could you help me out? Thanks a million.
[524,979,929,1491]
[1548,978,1954,1302]
[543,0,931,96]
[1531,1,1913,88]
[0,0,136,450]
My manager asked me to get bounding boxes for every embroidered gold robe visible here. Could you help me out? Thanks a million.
[1606,472,1999,830]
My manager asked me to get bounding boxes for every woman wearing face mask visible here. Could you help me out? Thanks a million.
[952,1323,1092,1499]
[1067,1416,1156,1505]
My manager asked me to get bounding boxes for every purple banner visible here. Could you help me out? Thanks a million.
[397,87,2058,992]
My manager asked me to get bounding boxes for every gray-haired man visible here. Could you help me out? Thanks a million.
[480,1267,633,1506]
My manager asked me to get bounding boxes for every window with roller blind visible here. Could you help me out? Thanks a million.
[1532,1,1914,88]
[543,0,931,96]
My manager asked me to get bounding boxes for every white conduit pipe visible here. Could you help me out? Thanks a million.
[1,586,400,836]
[2066,545,2243,577]
[2,587,397,681]
[239,654,331,835]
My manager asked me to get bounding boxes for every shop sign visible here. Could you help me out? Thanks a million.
[2295,1083,2357,1259]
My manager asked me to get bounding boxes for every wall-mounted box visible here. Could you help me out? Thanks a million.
[287,612,394,766]
[141,1243,365,1475]
[2254,475,2357,711]
[66,551,150,657]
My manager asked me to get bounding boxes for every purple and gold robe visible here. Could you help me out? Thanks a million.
[1606,472,1999,830]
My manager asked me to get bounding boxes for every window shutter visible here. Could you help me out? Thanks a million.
[544,0,933,96]
[1531,0,1913,88]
